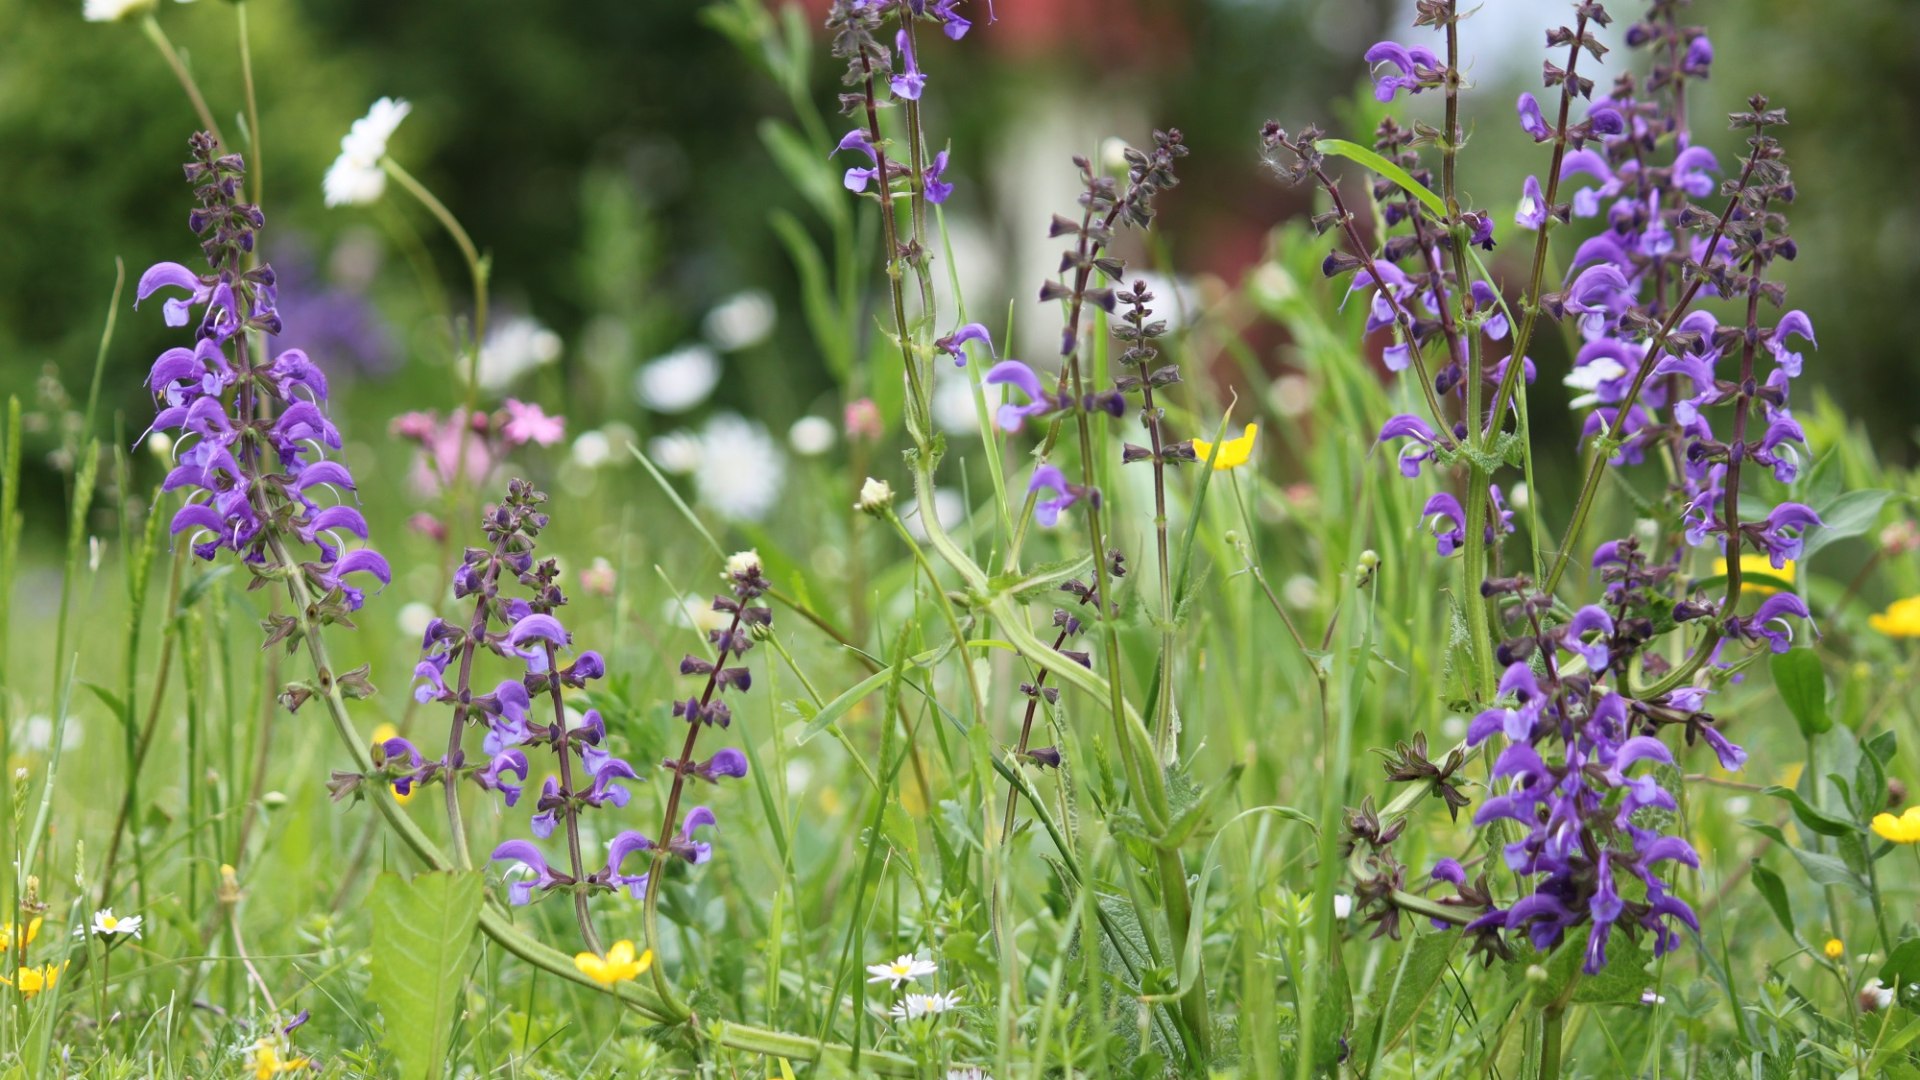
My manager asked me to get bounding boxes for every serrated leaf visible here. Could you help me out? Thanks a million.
[1771,649,1831,738]
[369,871,484,1080]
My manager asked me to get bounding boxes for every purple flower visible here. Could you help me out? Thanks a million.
[889,28,925,100]
[1517,93,1550,141]
[1027,464,1086,528]
[930,0,972,39]
[1421,492,1467,557]
[924,148,954,204]
[1363,41,1441,102]
[602,831,655,899]
[984,360,1055,433]
[1730,592,1813,654]
[1756,503,1822,567]
[693,747,749,783]
[834,128,881,193]
[1516,175,1547,230]
[1559,150,1624,218]
[491,840,562,906]
[1682,34,1713,76]
[1377,413,1445,477]
[936,322,992,366]
[475,750,530,806]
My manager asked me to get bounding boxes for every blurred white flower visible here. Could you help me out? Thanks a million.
[725,550,762,577]
[145,430,173,461]
[890,990,962,1021]
[856,477,894,514]
[1281,574,1319,611]
[83,0,155,23]
[788,416,836,457]
[902,487,963,541]
[323,97,411,208]
[702,290,776,352]
[1331,894,1354,919]
[1509,482,1531,512]
[931,370,980,435]
[662,595,730,637]
[648,430,703,475]
[580,557,617,598]
[633,344,721,414]
[21,715,82,752]
[1270,373,1314,419]
[693,414,785,522]
[1639,990,1667,1006]
[397,601,437,640]
[465,315,562,391]
[570,430,613,469]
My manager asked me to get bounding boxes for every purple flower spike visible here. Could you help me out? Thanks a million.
[1517,93,1550,142]
[889,28,926,100]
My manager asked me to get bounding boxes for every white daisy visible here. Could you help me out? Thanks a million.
[788,416,836,457]
[866,953,938,989]
[702,290,776,352]
[86,909,142,939]
[889,989,962,1020]
[83,0,155,23]
[633,344,721,414]
[324,97,411,208]
[692,414,785,522]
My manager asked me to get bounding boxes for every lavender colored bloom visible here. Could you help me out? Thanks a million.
[984,360,1055,433]
[1377,414,1445,477]
[834,128,881,193]
[1363,41,1441,102]
[1730,592,1813,654]
[491,840,562,906]
[924,149,954,204]
[1516,93,1550,142]
[140,134,386,616]
[1421,492,1466,557]
[1027,464,1084,528]
[1516,175,1547,230]
[936,322,992,366]
[1756,503,1822,567]
[889,28,925,100]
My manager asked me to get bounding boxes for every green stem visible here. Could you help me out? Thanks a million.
[1540,1007,1565,1080]
[141,14,224,146]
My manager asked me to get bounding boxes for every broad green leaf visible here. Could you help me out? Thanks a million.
[1770,649,1831,738]
[1801,489,1896,563]
[1881,938,1920,992]
[1355,930,1459,1068]
[1762,785,1857,837]
[1749,861,1799,941]
[369,871,484,1080]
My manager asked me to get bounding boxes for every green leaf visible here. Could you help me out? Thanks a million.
[1770,649,1831,738]
[1749,861,1798,941]
[758,119,843,227]
[369,871,484,1080]
[1881,938,1920,991]
[1762,785,1857,837]
[1315,138,1446,218]
[1801,489,1896,563]
[1355,931,1459,1068]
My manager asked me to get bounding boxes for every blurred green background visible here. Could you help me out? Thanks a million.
[3,0,1916,528]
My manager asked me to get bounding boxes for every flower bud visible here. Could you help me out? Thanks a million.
[856,476,895,515]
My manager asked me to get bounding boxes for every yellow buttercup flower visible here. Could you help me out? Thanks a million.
[1868,595,1920,639]
[1714,554,1794,594]
[1870,805,1920,844]
[1824,938,1845,960]
[246,1036,312,1078]
[0,917,42,951]
[1192,423,1258,471]
[1,961,66,999]
[575,940,653,987]
[370,723,417,805]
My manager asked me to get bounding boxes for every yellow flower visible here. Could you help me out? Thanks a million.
[1713,554,1794,594]
[1870,805,1920,844]
[1191,423,1258,471]
[246,1037,312,1078]
[370,723,417,805]
[1824,938,1845,960]
[0,917,42,951]
[1,961,66,999]
[1869,595,1920,639]
[574,940,653,987]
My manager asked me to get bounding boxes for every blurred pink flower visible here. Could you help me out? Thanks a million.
[844,398,883,442]
[392,408,495,497]
[503,399,566,447]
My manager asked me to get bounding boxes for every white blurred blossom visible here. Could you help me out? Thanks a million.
[902,487,964,541]
[323,97,411,208]
[788,416,836,457]
[83,0,155,22]
[465,315,562,391]
[702,290,776,352]
[691,414,786,522]
[633,344,721,414]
